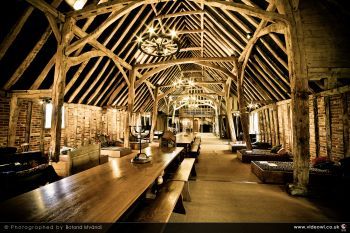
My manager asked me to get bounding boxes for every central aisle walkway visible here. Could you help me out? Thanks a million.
[170,133,344,222]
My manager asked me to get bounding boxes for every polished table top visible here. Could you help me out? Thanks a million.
[0,147,184,222]
[176,133,195,144]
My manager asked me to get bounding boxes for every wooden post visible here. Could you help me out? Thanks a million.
[224,82,237,143]
[259,111,265,142]
[8,96,19,147]
[237,64,252,150]
[40,101,45,153]
[273,104,280,145]
[267,109,274,145]
[313,97,320,157]
[342,94,349,157]
[172,104,176,125]
[25,101,33,143]
[215,105,220,136]
[282,0,310,196]
[225,96,237,142]
[50,17,75,162]
[281,106,286,148]
[124,69,136,148]
[149,86,159,143]
[325,96,332,159]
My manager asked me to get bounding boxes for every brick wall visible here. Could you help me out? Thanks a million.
[0,97,127,152]
[252,90,350,161]
[0,97,10,146]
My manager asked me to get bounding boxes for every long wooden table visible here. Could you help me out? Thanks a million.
[176,133,195,155]
[0,147,184,222]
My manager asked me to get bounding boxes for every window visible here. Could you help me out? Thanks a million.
[249,112,259,134]
[45,103,65,129]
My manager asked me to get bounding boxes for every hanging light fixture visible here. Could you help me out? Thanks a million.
[65,0,87,10]
[247,102,259,110]
[137,13,180,57]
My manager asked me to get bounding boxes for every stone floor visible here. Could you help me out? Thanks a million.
[169,133,348,223]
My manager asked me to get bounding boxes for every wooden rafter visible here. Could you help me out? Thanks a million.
[155,10,205,19]
[135,57,236,69]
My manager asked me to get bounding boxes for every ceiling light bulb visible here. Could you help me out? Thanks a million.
[136,36,143,43]
[247,32,252,39]
[65,0,87,10]
[170,29,177,38]
[148,27,155,34]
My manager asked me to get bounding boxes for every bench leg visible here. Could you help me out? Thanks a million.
[190,165,197,177]
[182,181,191,202]
[174,194,186,215]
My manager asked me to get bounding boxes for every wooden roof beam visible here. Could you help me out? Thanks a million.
[0,6,34,61]
[177,29,205,35]
[10,90,52,99]
[204,0,288,23]
[135,57,236,70]
[25,0,65,22]
[159,81,225,88]
[195,61,235,79]
[67,1,143,55]
[180,47,202,52]
[238,3,277,63]
[155,10,205,19]
[182,70,202,73]
[73,26,132,70]
[68,0,134,19]
[170,93,219,97]
[3,27,52,90]
[87,67,116,105]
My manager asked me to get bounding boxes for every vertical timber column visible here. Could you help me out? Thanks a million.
[172,104,176,125]
[342,94,349,157]
[273,104,280,145]
[50,18,75,162]
[281,0,310,196]
[215,105,220,136]
[237,63,252,150]
[124,69,136,148]
[8,96,19,146]
[225,84,237,143]
[149,87,159,142]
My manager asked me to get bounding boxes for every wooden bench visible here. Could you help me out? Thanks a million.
[230,142,246,153]
[128,181,185,222]
[128,158,196,223]
[170,158,196,201]
[189,141,201,160]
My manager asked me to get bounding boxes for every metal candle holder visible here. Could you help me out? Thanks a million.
[129,125,151,163]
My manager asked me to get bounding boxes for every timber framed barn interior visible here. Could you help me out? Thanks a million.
[0,0,350,230]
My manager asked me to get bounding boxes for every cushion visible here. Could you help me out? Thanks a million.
[270,144,282,153]
[252,142,271,149]
[312,156,330,166]
[277,148,288,156]
[312,156,334,169]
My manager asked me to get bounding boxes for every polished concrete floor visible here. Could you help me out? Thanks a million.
[169,133,348,223]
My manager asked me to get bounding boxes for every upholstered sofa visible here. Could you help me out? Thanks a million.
[231,141,272,153]
[0,147,59,201]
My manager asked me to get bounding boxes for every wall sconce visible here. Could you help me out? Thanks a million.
[233,111,240,117]
[65,0,88,10]
[39,98,51,105]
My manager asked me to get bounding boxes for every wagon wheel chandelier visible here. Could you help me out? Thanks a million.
[136,14,180,57]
